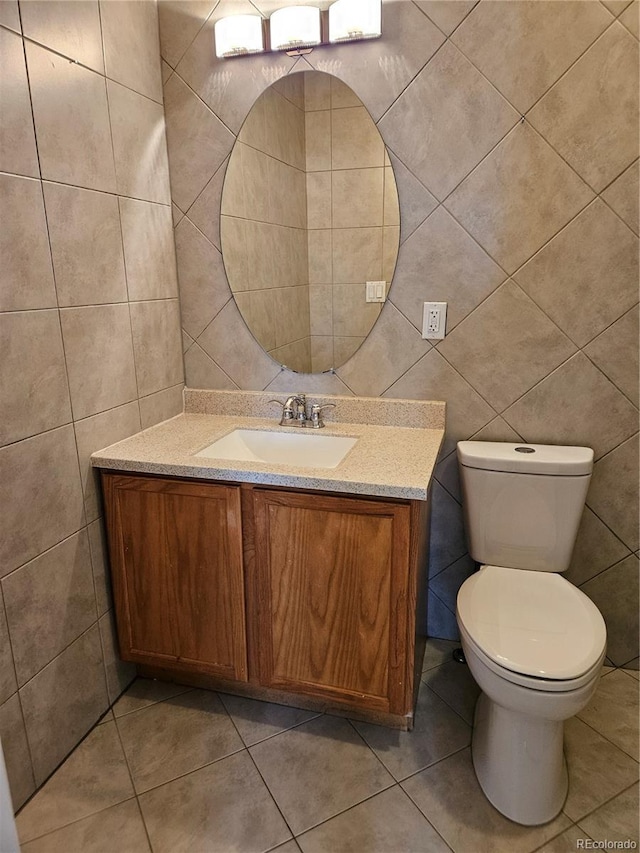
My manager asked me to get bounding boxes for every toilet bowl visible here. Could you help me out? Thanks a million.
[456,442,607,826]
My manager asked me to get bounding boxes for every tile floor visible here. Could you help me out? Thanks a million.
[16,640,639,853]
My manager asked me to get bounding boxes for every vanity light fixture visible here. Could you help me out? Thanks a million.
[214,14,265,58]
[329,0,382,43]
[270,6,322,51]
[214,0,381,59]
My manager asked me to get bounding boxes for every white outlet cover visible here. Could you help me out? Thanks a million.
[422,301,447,339]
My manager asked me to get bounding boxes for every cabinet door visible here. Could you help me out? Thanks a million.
[103,474,247,682]
[253,489,411,714]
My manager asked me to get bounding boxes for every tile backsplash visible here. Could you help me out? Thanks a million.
[0,0,184,808]
[162,0,639,664]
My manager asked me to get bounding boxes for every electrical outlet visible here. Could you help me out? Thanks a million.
[422,302,447,340]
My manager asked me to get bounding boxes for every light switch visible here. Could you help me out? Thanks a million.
[366,281,386,303]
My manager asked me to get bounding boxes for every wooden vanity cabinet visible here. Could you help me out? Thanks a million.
[101,472,430,729]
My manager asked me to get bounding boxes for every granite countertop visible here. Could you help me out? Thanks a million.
[91,391,445,501]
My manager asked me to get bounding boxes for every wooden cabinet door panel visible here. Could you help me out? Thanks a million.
[254,489,410,713]
[104,474,247,681]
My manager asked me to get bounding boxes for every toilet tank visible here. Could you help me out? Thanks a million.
[457,442,594,572]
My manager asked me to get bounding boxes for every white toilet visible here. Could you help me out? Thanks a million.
[456,441,607,827]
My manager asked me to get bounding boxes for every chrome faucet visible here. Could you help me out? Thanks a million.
[268,394,336,428]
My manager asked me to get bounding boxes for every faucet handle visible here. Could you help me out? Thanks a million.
[309,403,336,429]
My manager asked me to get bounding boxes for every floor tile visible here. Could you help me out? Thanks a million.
[297,785,449,853]
[16,721,134,843]
[422,638,461,671]
[272,842,302,853]
[402,747,571,853]
[250,715,394,835]
[352,682,471,781]
[563,717,639,822]
[577,669,639,759]
[422,660,481,725]
[139,750,291,853]
[21,799,149,853]
[116,688,243,793]
[111,677,192,718]
[578,782,639,843]
[534,825,594,853]
[218,692,321,746]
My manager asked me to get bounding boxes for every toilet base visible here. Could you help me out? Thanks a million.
[472,693,568,826]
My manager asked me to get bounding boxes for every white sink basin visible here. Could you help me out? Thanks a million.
[195,429,358,469]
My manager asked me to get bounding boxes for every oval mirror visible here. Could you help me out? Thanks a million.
[220,70,400,374]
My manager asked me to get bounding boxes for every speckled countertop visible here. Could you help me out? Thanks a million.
[91,391,445,501]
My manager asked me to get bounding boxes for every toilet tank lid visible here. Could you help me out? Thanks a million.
[457,441,593,476]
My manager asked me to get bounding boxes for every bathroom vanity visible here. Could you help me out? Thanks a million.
[93,391,444,730]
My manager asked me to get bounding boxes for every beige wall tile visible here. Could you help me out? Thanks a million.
[130,299,184,397]
[2,531,97,686]
[0,695,35,810]
[332,168,384,228]
[329,76,362,110]
[162,58,172,85]
[390,207,505,332]
[331,107,384,171]
[0,587,17,705]
[183,344,238,390]
[20,0,104,73]
[158,0,218,68]
[382,226,400,284]
[514,200,638,346]
[311,336,334,372]
[99,611,136,704]
[305,110,331,172]
[587,435,639,551]
[61,304,138,420]
[74,401,142,523]
[503,352,639,460]
[198,301,281,390]
[333,336,365,367]
[0,174,56,311]
[243,289,277,352]
[119,198,178,300]
[583,556,640,667]
[240,144,270,223]
[308,2,444,122]
[415,1,477,36]
[187,156,228,249]
[0,310,71,447]
[445,122,594,274]
[26,42,115,192]
[332,227,382,284]
[601,159,639,234]
[0,0,20,32]
[139,384,184,429]
[174,217,231,339]
[107,80,171,204]
[379,42,518,201]
[308,229,332,284]
[566,507,631,588]
[385,349,494,449]
[584,306,639,406]
[528,24,639,192]
[0,28,39,178]
[452,0,611,114]
[309,286,332,336]
[332,284,381,338]
[0,426,85,577]
[175,8,295,135]
[20,624,108,785]
[387,152,438,243]
[101,0,163,103]
[44,183,128,307]
[336,303,430,396]
[305,71,331,110]
[437,280,576,412]
[620,0,639,37]
[87,519,112,617]
[601,0,633,14]
[383,166,400,227]
[306,172,331,229]
[164,73,234,211]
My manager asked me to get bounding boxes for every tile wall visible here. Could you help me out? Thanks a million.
[0,0,184,809]
[222,73,311,371]
[303,70,399,372]
[162,0,639,665]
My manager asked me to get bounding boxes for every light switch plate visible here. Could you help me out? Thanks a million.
[422,302,447,339]
[366,281,386,303]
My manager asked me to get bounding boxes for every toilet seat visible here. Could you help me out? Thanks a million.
[457,565,607,683]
